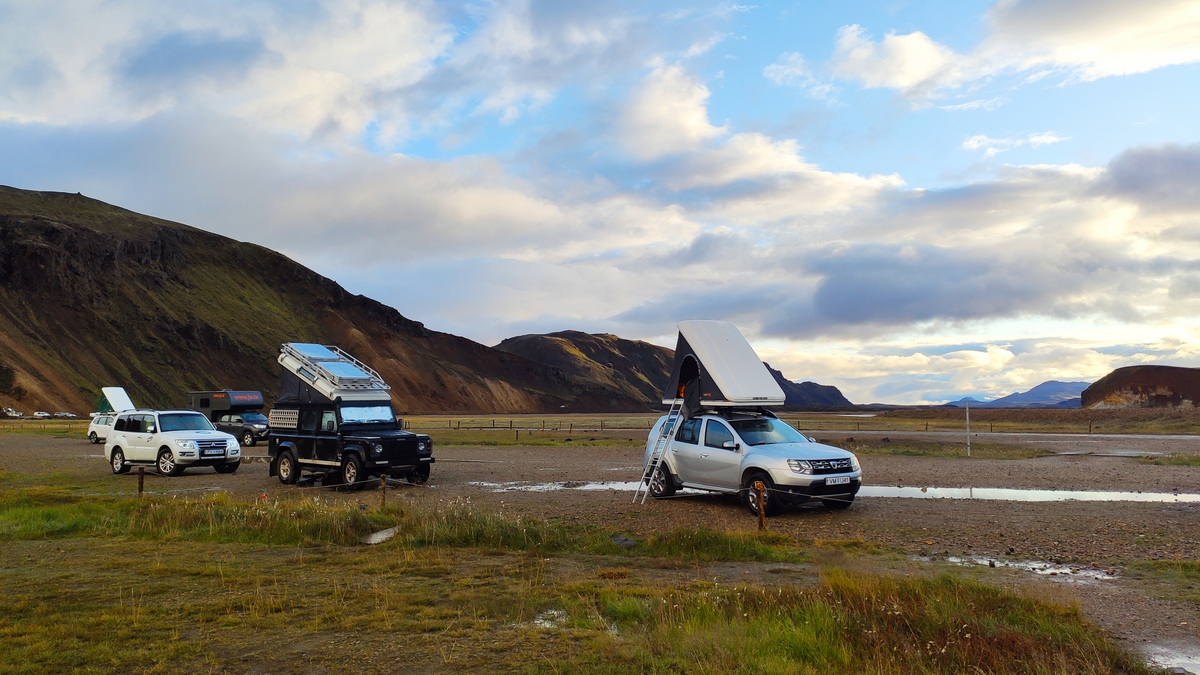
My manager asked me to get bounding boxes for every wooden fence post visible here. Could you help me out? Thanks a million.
[380,475,387,510]
[138,467,145,497]
[755,481,766,531]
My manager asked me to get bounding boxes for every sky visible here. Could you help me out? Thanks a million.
[2,0,1199,405]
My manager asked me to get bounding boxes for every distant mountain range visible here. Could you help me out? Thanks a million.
[943,381,1089,408]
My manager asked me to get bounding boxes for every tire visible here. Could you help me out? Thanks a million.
[406,463,430,485]
[341,454,365,490]
[242,431,255,447]
[276,451,298,485]
[110,448,129,475]
[743,470,780,517]
[214,461,240,474]
[89,432,99,444]
[647,463,676,499]
[821,496,854,510]
[157,448,182,477]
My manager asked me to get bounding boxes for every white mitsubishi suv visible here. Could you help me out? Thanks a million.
[642,409,862,516]
[105,410,241,476]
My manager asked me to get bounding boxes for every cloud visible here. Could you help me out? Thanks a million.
[615,63,727,161]
[801,1,1200,102]
[962,131,1068,158]
[1098,142,1200,212]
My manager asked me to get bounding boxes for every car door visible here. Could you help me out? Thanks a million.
[694,419,742,489]
[669,418,706,483]
[295,409,319,461]
[126,414,156,461]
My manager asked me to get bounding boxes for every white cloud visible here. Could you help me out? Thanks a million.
[615,63,727,161]
[962,131,1069,157]
[829,24,967,98]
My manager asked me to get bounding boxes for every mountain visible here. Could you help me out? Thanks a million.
[494,331,672,404]
[1082,365,1200,408]
[0,186,649,414]
[944,381,1088,408]
[497,331,853,408]
[763,363,853,407]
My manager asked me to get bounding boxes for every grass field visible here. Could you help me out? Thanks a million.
[0,478,1158,673]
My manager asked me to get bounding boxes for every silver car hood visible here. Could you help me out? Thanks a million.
[744,442,853,460]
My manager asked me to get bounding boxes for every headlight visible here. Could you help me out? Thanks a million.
[373,443,384,454]
[229,438,241,452]
[787,459,813,474]
[418,441,428,452]
[173,439,198,451]
[850,455,861,471]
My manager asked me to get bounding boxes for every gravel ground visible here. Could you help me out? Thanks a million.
[6,429,1200,671]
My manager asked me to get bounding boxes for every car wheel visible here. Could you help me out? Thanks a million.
[648,463,676,498]
[406,463,430,485]
[277,451,298,485]
[242,431,255,447]
[110,448,129,475]
[214,461,240,474]
[743,470,780,517]
[821,496,854,510]
[89,432,99,444]
[341,454,365,490]
[157,448,182,476]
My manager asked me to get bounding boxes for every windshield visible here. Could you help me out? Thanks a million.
[158,413,215,432]
[340,405,396,424]
[729,418,809,446]
[243,412,269,424]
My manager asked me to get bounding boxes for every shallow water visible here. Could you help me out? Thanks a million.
[472,480,1200,503]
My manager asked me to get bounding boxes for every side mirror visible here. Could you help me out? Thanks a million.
[807,436,816,443]
[146,425,156,434]
[722,440,739,451]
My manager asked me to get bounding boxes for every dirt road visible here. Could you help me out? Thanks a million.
[5,429,1199,671]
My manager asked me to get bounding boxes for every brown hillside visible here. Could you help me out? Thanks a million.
[1081,365,1200,409]
[0,186,648,414]
[494,331,673,404]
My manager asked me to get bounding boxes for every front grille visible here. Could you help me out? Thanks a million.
[810,458,853,474]
[198,439,227,456]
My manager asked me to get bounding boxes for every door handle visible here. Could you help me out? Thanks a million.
[700,453,709,458]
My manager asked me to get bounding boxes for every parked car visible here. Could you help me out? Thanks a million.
[32,411,51,419]
[54,412,78,419]
[215,411,270,447]
[105,410,241,476]
[87,414,117,444]
[641,409,862,516]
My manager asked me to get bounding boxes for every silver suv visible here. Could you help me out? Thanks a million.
[106,410,241,476]
[642,409,861,515]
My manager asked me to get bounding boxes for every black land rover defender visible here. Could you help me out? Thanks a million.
[267,343,434,488]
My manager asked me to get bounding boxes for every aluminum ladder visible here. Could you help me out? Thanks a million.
[632,398,683,504]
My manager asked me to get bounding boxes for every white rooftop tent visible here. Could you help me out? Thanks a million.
[660,320,785,411]
[98,386,136,413]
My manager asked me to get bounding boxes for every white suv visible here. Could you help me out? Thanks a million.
[106,410,241,476]
[642,409,862,516]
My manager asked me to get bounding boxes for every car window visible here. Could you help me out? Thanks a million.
[243,412,268,424]
[675,418,701,445]
[704,420,736,449]
[320,410,337,432]
[158,413,214,432]
[730,418,809,446]
[114,416,128,432]
[299,410,320,432]
[219,414,232,423]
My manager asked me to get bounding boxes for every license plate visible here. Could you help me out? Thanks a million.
[202,449,224,456]
[826,476,850,486]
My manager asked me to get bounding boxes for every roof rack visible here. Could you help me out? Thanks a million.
[278,343,391,402]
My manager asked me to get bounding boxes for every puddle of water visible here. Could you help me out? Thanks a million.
[918,554,1118,582]
[1143,644,1200,674]
[861,486,1200,503]
[471,480,1200,504]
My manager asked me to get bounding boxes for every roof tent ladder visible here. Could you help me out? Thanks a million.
[632,397,684,504]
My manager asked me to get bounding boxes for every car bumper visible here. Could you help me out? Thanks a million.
[772,471,862,500]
